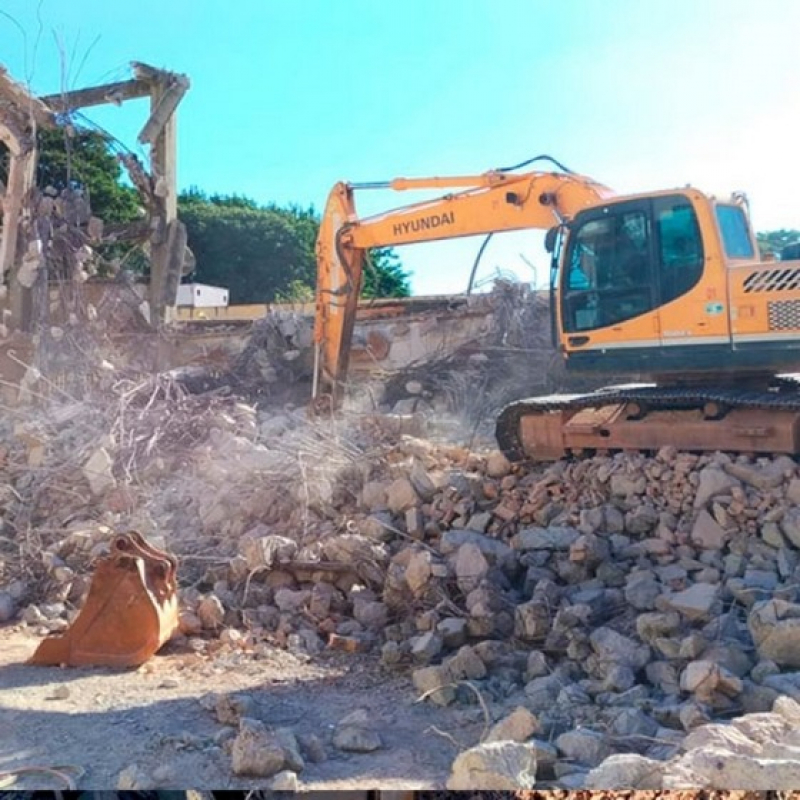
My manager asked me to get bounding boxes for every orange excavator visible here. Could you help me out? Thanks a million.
[314,155,800,461]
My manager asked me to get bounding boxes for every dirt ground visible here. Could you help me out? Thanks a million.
[0,626,490,791]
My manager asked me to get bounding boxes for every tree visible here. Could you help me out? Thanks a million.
[34,127,141,224]
[757,229,800,259]
[179,189,412,303]
[362,247,412,298]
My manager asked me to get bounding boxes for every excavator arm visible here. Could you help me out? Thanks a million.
[313,166,614,403]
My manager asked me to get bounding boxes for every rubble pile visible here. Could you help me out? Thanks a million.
[8,371,800,785]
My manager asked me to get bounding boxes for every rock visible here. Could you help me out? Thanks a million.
[780,507,800,548]
[524,674,565,712]
[405,549,433,596]
[333,714,383,753]
[681,722,762,756]
[360,480,388,510]
[231,718,286,777]
[409,461,437,502]
[353,599,388,629]
[178,611,203,636]
[513,526,579,551]
[585,754,664,789]
[437,617,467,649]
[269,771,299,791]
[196,594,225,629]
[694,466,739,509]
[625,573,661,611]
[525,651,550,681]
[556,728,613,767]
[691,510,728,550]
[413,665,455,706]
[240,533,298,570]
[666,582,720,621]
[514,599,551,641]
[117,764,152,790]
[446,741,537,790]
[610,473,646,496]
[725,460,785,490]
[439,529,513,562]
[486,451,512,479]
[589,627,650,670]
[455,542,489,593]
[83,447,116,496]
[274,727,304,772]
[411,631,444,663]
[669,749,800,790]
[485,706,540,743]
[749,598,800,667]
[446,645,487,680]
[0,591,16,622]
[680,660,721,700]
[215,693,256,725]
[274,588,310,613]
[386,478,419,513]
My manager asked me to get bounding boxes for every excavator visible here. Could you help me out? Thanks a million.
[313,155,800,462]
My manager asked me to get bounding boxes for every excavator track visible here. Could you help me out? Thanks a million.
[496,376,800,462]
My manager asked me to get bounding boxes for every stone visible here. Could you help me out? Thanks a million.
[669,749,800,790]
[525,651,549,681]
[691,510,728,550]
[694,466,739,509]
[556,728,612,767]
[437,617,468,649]
[409,462,437,502]
[360,480,388,510]
[610,473,646,496]
[749,598,800,667]
[274,727,304,772]
[636,611,682,643]
[439,529,513,563]
[524,674,565,712]
[231,718,287,777]
[405,550,433,596]
[514,600,551,641]
[512,526,579,551]
[781,507,800,549]
[83,447,116,496]
[725,460,786,490]
[585,754,664,789]
[680,660,720,699]
[269,771,299,791]
[446,741,537,790]
[589,627,650,670]
[333,724,382,753]
[682,722,762,756]
[196,594,225,629]
[240,533,298,570]
[625,573,661,611]
[353,599,388,629]
[485,706,540,743]
[666,582,720,621]
[486,451,512,479]
[413,665,455,706]
[274,588,311,613]
[386,477,419,513]
[215,693,256,725]
[787,478,800,505]
[446,645,487,680]
[411,631,444,663]
[455,542,489,593]
[0,591,16,622]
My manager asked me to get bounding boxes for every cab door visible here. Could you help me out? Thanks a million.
[652,195,729,350]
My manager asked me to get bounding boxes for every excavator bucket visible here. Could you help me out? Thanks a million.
[29,531,179,668]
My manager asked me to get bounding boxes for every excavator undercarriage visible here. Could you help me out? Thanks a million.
[496,378,800,462]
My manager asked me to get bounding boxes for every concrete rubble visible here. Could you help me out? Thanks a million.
[7,331,800,787]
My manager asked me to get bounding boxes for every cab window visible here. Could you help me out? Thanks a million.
[562,207,654,332]
[716,204,755,259]
[656,199,704,303]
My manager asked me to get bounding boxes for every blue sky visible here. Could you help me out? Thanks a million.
[3,0,800,295]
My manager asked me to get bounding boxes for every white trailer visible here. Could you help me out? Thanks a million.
[176,283,229,308]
